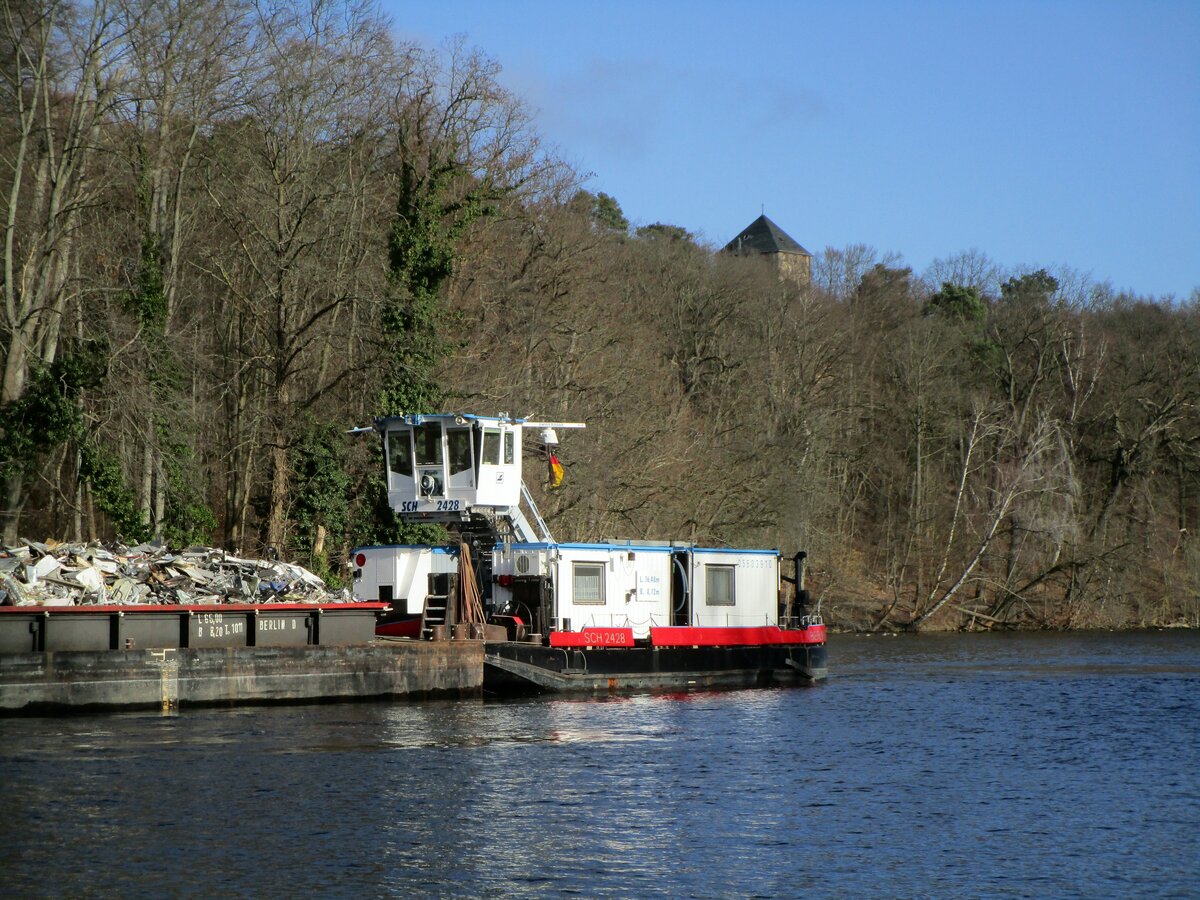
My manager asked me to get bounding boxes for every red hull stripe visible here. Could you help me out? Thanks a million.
[550,627,635,648]
[375,619,423,639]
[650,625,826,647]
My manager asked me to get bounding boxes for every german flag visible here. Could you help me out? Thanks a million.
[548,452,564,489]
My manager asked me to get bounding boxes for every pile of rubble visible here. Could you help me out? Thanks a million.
[0,540,352,607]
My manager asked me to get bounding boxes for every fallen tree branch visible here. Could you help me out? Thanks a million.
[949,603,1008,625]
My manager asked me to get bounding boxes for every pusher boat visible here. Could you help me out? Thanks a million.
[352,413,826,693]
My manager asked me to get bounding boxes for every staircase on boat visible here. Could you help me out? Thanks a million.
[419,572,454,640]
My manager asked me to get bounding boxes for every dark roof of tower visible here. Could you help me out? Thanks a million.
[722,214,811,257]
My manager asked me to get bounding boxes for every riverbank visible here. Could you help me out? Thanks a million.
[828,625,1199,640]
[819,578,1200,633]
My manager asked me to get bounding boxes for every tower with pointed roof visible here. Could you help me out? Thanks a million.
[722,214,812,286]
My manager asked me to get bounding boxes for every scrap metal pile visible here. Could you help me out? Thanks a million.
[0,540,352,607]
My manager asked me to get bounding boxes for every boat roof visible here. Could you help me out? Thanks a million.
[351,544,459,555]
[374,413,523,429]
[353,541,779,556]
[507,541,779,556]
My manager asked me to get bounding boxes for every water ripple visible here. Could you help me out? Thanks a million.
[0,631,1197,898]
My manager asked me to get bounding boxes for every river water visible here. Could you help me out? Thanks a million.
[1,631,1197,898]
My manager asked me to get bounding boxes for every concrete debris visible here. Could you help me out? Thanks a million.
[0,540,353,607]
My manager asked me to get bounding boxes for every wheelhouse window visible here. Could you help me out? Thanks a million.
[413,422,442,466]
[387,431,413,477]
[504,431,515,464]
[447,427,472,475]
[705,565,736,606]
[482,429,502,465]
[573,562,606,605]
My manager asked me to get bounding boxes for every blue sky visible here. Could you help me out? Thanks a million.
[385,0,1200,299]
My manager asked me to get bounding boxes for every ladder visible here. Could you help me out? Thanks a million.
[420,592,449,640]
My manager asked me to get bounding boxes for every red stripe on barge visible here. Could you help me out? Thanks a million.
[649,625,826,647]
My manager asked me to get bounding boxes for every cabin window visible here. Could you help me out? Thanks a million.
[387,432,413,477]
[573,562,605,605]
[504,431,515,465]
[413,422,442,466]
[482,429,502,465]
[447,427,472,475]
[705,565,736,606]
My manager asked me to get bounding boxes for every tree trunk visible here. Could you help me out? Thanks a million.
[141,440,154,528]
[1,474,26,544]
[266,439,289,552]
[154,454,167,541]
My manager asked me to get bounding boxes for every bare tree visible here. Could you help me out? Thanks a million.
[0,0,131,541]
[201,0,395,551]
[911,409,1070,628]
[105,0,250,536]
[811,243,903,301]
[920,248,1001,297]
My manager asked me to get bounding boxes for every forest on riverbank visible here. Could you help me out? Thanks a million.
[3,1,1198,630]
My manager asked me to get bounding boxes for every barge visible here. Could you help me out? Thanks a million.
[0,600,482,712]
[355,413,827,694]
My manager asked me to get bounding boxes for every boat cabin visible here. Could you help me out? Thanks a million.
[377,413,524,522]
[489,542,781,638]
[359,412,789,642]
[351,544,459,618]
[352,540,783,640]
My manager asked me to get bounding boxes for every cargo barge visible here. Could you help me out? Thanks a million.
[354,413,828,694]
[0,601,482,712]
[0,601,387,653]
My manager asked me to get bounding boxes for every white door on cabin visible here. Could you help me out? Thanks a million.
[445,426,474,494]
[477,427,519,507]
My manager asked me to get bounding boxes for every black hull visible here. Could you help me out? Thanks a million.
[484,641,828,694]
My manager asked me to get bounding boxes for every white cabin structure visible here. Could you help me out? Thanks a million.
[354,413,789,639]
[351,545,458,616]
[376,413,575,542]
[492,543,673,638]
[687,548,780,628]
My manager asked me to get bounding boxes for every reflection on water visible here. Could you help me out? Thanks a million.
[1,631,1197,898]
